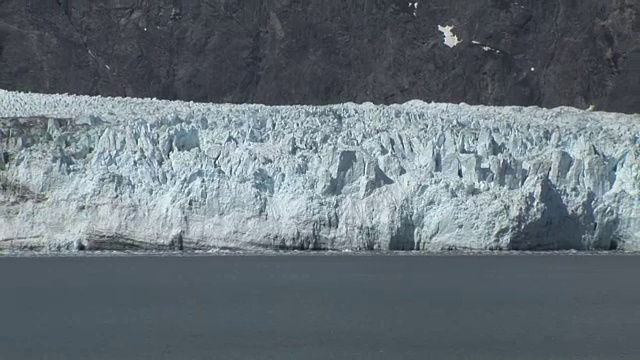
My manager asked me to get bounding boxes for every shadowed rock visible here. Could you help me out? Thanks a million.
[0,0,638,113]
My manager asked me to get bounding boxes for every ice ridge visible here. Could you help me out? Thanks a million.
[1,90,639,251]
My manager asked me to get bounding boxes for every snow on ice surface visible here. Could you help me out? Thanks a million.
[1,90,640,253]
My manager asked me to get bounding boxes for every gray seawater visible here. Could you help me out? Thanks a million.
[0,254,639,360]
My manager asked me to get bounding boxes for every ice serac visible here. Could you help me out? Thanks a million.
[0,90,639,252]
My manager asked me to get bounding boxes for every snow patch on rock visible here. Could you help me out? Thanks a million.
[438,25,461,48]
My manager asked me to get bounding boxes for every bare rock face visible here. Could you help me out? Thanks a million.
[0,0,638,113]
[1,90,639,251]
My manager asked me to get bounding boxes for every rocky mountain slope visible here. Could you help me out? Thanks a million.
[1,90,639,251]
[1,0,638,113]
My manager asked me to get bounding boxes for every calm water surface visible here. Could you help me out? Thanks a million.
[0,254,639,360]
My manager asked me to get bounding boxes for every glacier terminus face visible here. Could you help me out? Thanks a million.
[1,90,639,252]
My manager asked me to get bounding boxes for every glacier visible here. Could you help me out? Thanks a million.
[0,90,639,252]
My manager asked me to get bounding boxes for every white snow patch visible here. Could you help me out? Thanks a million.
[438,25,461,48]
[472,40,501,54]
[409,2,419,16]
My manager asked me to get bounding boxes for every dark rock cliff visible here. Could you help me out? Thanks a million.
[0,0,638,113]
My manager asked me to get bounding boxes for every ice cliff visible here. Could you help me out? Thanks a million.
[1,90,639,251]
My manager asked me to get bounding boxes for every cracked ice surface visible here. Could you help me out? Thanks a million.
[0,90,639,252]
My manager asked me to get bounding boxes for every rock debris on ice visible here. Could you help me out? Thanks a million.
[0,90,639,251]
